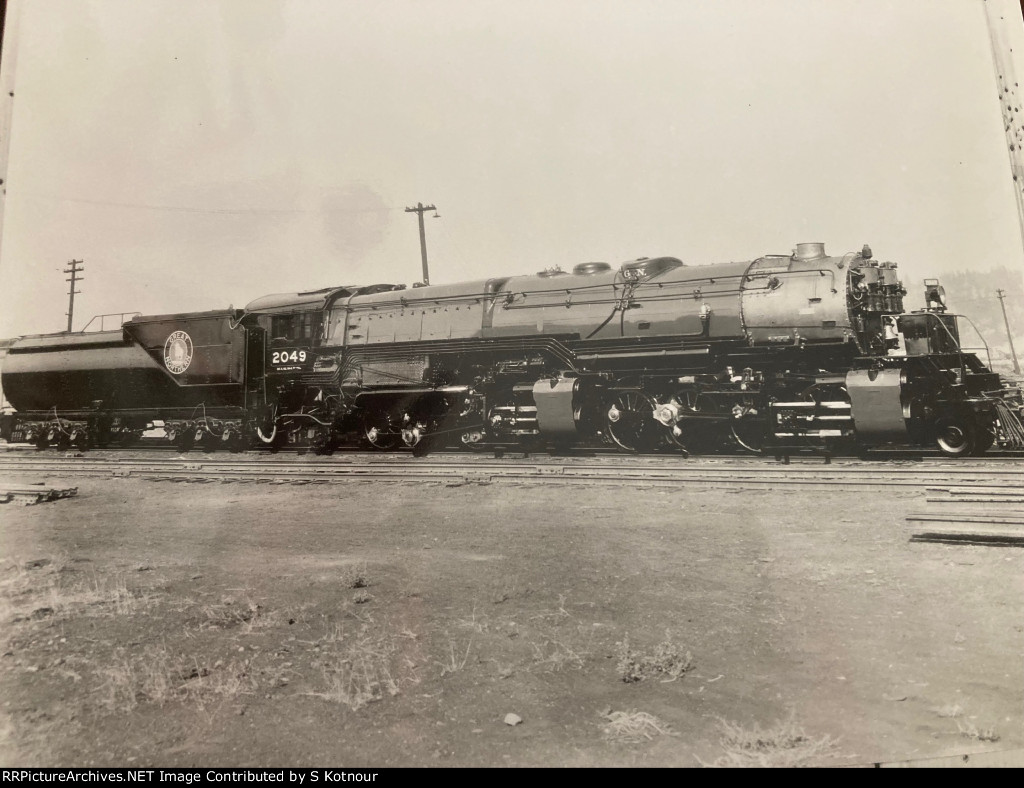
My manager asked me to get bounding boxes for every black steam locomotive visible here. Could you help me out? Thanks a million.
[2,242,1022,457]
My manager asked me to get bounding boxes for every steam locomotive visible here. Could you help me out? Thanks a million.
[3,242,1022,457]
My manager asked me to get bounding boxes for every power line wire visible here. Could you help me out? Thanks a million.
[18,191,401,217]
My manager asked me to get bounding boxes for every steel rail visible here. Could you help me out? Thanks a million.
[2,446,1023,467]
[1,458,1022,481]
[4,440,1024,460]
[1,452,1021,474]
[0,453,1020,491]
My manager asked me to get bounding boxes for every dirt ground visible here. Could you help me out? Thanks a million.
[0,466,1021,767]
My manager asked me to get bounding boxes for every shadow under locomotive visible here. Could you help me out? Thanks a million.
[3,242,1023,458]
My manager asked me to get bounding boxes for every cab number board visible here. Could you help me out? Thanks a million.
[271,350,308,365]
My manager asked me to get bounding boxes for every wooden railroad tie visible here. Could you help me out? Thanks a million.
[910,528,1024,547]
[0,485,79,505]
[908,506,1024,546]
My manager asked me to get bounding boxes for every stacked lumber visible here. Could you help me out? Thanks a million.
[909,487,1024,547]
[0,485,79,505]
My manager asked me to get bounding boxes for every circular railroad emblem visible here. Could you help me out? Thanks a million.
[163,330,193,375]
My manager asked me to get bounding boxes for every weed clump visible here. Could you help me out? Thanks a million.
[615,633,693,683]
[341,563,369,590]
[602,710,675,743]
[957,720,1000,742]
[199,601,263,629]
[706,717,838,767]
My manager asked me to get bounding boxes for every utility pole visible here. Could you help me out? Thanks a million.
[996,288,1022,374]
[984,1,1024,255]
[981,3,1024,377]
[64,259,83,332]
[404,202,438,285]
[0,0,23,268]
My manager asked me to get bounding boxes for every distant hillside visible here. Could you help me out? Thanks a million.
[936,267,1024,376]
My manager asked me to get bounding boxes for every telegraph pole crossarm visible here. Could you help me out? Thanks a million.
[996,288,1022,374]
[404,202,437,285]
[64,259,84,333]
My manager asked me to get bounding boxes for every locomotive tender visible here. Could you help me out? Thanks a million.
[3,241,1022,457]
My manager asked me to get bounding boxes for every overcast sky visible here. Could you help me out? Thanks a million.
[1,0,1024,337]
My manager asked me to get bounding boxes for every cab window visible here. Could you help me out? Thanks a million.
[269,312,321,343]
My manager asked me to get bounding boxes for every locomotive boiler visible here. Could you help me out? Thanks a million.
[2,242,1021,457]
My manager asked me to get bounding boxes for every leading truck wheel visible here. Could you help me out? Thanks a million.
[934,418,975,458]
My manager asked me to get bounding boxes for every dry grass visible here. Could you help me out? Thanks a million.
[615,632,693,683]
[601,710,675,743]
[0,559,42,625]
[930,702,1001,742]
[308,623,412,710]
[446,596,593,675]
[531,635,586,672]
[70,573,150,617]
[180,596,292,635]
[98,646,256,712]
[956,720,1001,742]
[196,600,265,630]
[0,559,150,624]
[438,637,473,677]
[523,595,594,673]
[455,605,489,634]
[704,717,838,767]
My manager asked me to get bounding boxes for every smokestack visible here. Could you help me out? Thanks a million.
[794,242,827,260]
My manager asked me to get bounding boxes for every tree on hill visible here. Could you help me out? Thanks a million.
[938,267,1024,376]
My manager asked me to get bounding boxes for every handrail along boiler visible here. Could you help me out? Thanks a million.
[2,242,1021,456]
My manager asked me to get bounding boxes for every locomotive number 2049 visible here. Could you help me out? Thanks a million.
[271,349,308,365]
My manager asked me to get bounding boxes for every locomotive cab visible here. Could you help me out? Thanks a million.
[261,311,322,372]
[242,287,353,376]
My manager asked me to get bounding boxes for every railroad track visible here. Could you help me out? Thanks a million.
[5,439,1024,460]
[0,450,1020,491]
